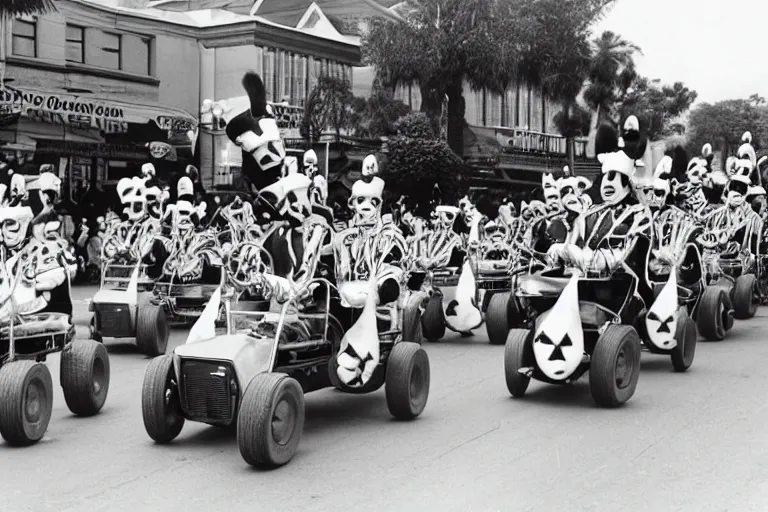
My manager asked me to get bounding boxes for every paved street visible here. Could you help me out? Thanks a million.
[4,286,768,512]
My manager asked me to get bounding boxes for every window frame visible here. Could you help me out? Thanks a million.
[65,24,85,63]
[11,17,37,58]
[100,31,123,71]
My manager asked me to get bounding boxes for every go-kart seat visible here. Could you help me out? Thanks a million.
[517,271,570,297]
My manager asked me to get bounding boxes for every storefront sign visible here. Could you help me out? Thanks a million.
[36,140,148,160]
[0,86,198,137]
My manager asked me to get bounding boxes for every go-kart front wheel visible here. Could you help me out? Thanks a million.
[671,307,697,373]
[0,361,53,446]
[732,274,758,320]
[238,373,305,469]
[504,329,531,397]
[696,287,731,341]
[60,339,110,416]
[486,292,511,346]
[142,355,184,444]
[589,325,641,408]
[385,342,430,420]
[136,303,169,357]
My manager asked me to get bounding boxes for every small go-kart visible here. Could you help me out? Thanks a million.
[504,234,650,408]
[141,237,429,468]
[696,229,759,339]
[1,275,109,445]
[89,262,168,357]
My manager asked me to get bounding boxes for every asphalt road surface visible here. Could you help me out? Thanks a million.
[4,286,768,512]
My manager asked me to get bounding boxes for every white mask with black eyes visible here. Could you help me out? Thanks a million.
[362,154,378,177]
[600,170,630,205]
[559,181,583,214]
[435,206,459,231]
[349,177,384,227]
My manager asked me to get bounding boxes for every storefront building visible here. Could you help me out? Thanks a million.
[2,0,373,199]
[1,0,204,209]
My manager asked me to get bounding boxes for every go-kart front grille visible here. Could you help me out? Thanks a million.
[180,359,237,425]
[93,304,133,338]
[477,277,511,291]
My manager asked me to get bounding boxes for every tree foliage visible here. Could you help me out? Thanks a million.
[393,112,434,139]
[618,77,697,141]
[687,99,762,156]
[361,0,615,156]
[349,88,411,139]
[301,76,355,143]
[583,31,640,125]
[0,0,55,15]
[554,103,592,138]
[380,117,468,216]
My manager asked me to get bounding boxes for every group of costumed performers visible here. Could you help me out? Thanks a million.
[0,166,78,319]
[90,69,767,388]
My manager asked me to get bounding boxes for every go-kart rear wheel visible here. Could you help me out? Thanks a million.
[697,287,729,341]
[142,355,184,444]
[732,274,758,320]
[671,307,697,373]
[238,373,305,469]
[486,292,511,345]
[504,329,531,397]
[385,342,431,420]
[0,361,53,446]
[136,303,169,357]
[589,325,641,408]
[402,293,425,345]
[60,340,110,416]
[421,295,445,342]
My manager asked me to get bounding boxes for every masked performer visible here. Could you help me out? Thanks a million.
[224,72,285,193]
[547,115,651,278]
[332,174,408,386]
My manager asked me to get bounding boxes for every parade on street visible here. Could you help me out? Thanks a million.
[2,0,768,511]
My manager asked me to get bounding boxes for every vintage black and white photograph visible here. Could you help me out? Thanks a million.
[0,0,766,510]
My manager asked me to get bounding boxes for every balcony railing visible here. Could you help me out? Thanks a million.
[485,127,589,158]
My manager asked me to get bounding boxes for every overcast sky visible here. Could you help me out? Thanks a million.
[593,0,767,105]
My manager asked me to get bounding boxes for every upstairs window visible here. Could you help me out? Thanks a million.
[101,32,122,70]
[65,25,85,63]
[12,18,37,58]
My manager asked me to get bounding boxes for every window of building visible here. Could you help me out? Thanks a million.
[142,37,152,75]
[262,49,276,101]
[100,32,122,70]
[65,25,85,63]
[295,56,307,107]
[12,17,37,58]
[282,52,293,103]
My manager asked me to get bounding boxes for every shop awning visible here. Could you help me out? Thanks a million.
[0,85,198,139]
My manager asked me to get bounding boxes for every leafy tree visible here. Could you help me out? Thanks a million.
[361,0,614,157]
[301,75,355,149]
[554,103,592,138]
[749,93,766,106]
[380,114,467,216]
[687,99,761,156]
[619,76,697,141]
[583,31,640,127]
[393,112,434,139]
[349,88,411,139]
[0,0,56,87]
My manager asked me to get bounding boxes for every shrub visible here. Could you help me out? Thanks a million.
[393,112,435,140]
[380,134,467,217]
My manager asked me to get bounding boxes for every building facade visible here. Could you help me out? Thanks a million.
[1,0,367,198]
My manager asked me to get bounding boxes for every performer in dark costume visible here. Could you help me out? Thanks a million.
[224,72,286,194]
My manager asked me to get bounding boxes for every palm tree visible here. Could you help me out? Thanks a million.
[583,30,641,128]
[0,0,56,88]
